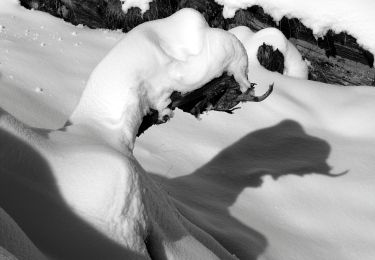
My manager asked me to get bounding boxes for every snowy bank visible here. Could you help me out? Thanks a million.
[215,0,375,63]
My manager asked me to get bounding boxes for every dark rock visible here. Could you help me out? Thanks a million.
[257,43,285,74]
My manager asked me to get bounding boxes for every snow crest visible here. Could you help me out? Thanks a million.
[70,8,251,153]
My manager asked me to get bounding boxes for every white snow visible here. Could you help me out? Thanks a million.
[229,26,308,79]
[1,1,375,260]
[215,0,375,62]
[0,4,249,260]
[121,0,154,14]
[70,8,250,153]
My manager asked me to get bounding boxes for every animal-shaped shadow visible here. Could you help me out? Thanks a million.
[150,119,343,260]
[0,128,145,259]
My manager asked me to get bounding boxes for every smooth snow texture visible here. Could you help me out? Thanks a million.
[215,0,375,61]
[1,1,375,260]
[229,26,308,79]
[121,0,154,14]
[70,8,250,153]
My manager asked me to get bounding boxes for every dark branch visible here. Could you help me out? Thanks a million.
[137,74,273,136]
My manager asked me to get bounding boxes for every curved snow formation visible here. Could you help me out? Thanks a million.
[215,0,375,62]
[1,7,251,260]
[70,8,250,153]
[229,26,308,79]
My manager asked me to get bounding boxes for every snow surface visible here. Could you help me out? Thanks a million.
[1,1,375,260]
[229,26,308,79]
[215,0,375,63]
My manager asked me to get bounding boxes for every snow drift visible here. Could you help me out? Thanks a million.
[0,4,256,260]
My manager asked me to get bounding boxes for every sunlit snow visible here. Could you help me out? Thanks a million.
[1,1,375,260]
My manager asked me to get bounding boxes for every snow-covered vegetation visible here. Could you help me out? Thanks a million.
[1,0,375,260]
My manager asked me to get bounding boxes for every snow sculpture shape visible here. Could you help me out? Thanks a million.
[70,8,250,154]
[230,26,308,79]
[1,8,251,260]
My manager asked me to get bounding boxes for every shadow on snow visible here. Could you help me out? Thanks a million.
[0,118,344,260]
[0,128,144,260]
[150,119,344,259]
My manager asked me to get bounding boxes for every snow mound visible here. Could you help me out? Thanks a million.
[215,0,375,62]
[70,8,251,152]
[1,5,253,260]
[229,26,308,79]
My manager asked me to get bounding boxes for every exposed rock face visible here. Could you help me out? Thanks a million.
[19,0,375,87]
[257,43,284,74]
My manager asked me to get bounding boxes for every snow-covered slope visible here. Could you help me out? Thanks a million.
[1,1,375,260]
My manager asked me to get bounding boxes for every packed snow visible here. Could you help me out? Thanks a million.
[215,0,375,62]
[1,1,375,260]
[229,26,308,79]
[70,8,250,153]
